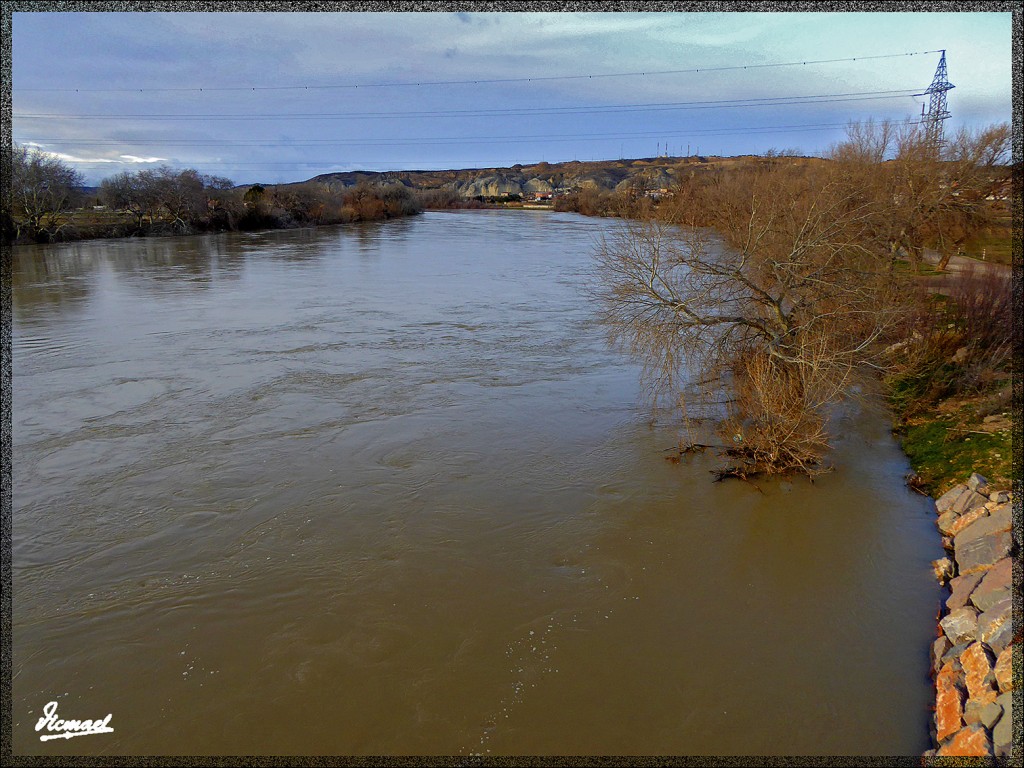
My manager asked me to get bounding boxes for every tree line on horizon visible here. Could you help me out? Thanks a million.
[4,146,421,244]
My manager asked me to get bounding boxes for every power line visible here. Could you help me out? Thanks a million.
[20,120,917,149]
[14,89,921,121]
[26,118,929,172]
[13,50,943,94]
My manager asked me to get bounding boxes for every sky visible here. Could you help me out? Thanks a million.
[10,8,1015,186]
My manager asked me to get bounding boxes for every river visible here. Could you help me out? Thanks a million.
[11,210,942,756]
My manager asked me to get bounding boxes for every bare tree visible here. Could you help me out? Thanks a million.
[100,166,236,232]
[151,167,207,231]
[595,121,1010,477]
[829,121,1011,271]
[100,170,162,229]
[596,156,907,477]
[9,145,85,241]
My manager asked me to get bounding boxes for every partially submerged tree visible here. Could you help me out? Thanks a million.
[597,159,905,477]
[595,121,1010,478]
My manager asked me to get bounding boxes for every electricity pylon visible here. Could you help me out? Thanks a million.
[921,50,954,150]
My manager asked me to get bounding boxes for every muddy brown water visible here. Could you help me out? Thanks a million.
[11,210,942,756]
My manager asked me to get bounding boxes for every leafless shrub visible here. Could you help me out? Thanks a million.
[718,350,833,477]
[946,264,1013,359]
[887,262,1013,416]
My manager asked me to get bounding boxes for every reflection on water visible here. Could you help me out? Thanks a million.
[12,211,942,755]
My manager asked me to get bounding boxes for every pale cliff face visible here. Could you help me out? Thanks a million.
[308,156,760,198]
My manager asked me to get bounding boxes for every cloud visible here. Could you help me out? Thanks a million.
[11,11,1012,185]
[47,151,166,164]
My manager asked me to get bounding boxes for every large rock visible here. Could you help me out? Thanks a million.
[941,643,970,667]
[936,511,960,536]
[992,692,1013,757]
[936,483,968,514]
[987,501,1010,522]
[994,645,1014,693]
[934,660,965,741]
[946,506,989,537]
[976,700,1003,730]
[969,556,1011,612]
[967,472,988,492]
[947,571,985,611]
[940,606,979,645]
[962,699,992,727]
[955,530,1012,575]
[960,642,998,707]
[976,597,1012,654]
[954,506,1013,575]
[950,488,990,515]
[965,503,1011,536]
[936,724,992,756]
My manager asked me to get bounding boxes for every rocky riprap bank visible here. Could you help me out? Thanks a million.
[926,472,1016,759]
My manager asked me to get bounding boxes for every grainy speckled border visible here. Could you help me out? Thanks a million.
[1,1,1021,766]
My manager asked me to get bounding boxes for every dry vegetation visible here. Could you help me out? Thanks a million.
[594,120,1013,480]
[884,265,1014,492]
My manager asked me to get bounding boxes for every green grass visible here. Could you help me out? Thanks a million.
[893,258,945,276]
[886,361,956,417]
[895,404,1012,495]
[961,220,1012,265]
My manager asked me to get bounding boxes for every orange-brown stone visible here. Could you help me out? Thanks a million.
[935,660,965,741]
[946,506,988,537]
[994,645,1015,693]
[936,724,992,757]
[961,642,998,707]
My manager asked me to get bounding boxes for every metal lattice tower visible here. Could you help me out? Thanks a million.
[922,50,955,149]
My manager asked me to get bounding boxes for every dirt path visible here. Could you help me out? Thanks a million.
[917,250,1012,292]
[925,248,1012,270]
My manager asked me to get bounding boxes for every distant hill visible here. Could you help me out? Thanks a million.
[301,155,819,198]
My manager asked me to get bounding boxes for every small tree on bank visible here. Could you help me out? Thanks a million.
[100,170,162,230]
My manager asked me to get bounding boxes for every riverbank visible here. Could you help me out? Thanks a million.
[5,180,423,246]
[886,257,1013,497]
[925,472,1016,758]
